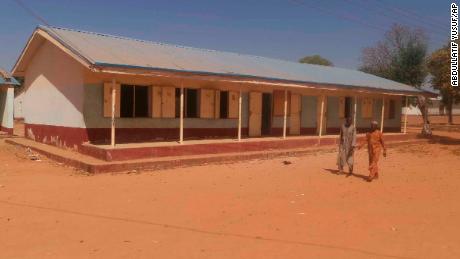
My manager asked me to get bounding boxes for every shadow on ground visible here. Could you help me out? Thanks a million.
[323,168,369,181]
[427,135,460,146]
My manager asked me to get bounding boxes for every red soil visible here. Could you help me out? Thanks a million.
[1,127,460,258]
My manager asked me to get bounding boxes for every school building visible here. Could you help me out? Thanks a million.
[10,26,425,158]
[0,69,20,135]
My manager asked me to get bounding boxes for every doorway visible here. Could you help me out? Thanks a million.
[344,96,353,119]
[261,93,272,135]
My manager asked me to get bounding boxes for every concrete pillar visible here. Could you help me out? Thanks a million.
[403,96,409,134]
[380,97,385,132]
[353,96,357,127]
[110,79,116,147]
[180,86,184,144]
[319,95,325,138]
[0,87,14,135]
[283,89,287,139]
[238,89,242,141]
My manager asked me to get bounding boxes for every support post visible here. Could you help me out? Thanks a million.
[353,96,357,127]
[403,96,409,134]
[238,89,242,141]
[179,85,184,144]
[111,79,116,147]
[319,95,325,138]
[1,87,15,135]
[380,97,385,132]
[283,89,288,139]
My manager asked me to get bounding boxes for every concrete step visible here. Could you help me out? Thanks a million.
[4,137,429,174]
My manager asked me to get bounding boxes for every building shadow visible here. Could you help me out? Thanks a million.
[323,168,368,181]
[426,134,460,146]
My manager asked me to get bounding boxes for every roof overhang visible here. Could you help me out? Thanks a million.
[93,62,424,97]
[12,27,93,77]
[13,26,424,97]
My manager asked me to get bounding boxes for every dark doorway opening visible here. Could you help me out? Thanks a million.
[344,97,353,119]
[175,88,181,118]
[134,86,149,117]
[186,88,198,118]
[120,85,134,117]
[262,93,272,135]
[220,91,229,119]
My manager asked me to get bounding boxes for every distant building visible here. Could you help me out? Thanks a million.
[402,86,460,116]
[0,69,20,135]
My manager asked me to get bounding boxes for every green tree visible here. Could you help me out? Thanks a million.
[299,55,333,66]
[427,41,460,124]
[359,24,430,133]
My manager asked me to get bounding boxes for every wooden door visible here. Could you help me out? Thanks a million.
[161,87,176,118]
[249,92,262,137]
[151,86,162,118]
[199,89,215,118]
[290,94,301,135]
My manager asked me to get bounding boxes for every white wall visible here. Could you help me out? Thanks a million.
[403,104,460,116]
[0,87,14,130]
[14,88,24,119]
[23,40,85,127]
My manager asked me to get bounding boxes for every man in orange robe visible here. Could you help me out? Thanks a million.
[363,121,387,182]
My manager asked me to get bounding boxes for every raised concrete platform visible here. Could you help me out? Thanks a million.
[80,133,418,161]
[5,133,426,173]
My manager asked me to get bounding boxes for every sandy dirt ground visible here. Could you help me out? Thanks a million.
[1,127,460,258]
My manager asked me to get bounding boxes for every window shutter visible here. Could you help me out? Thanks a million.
[338,97,345,118]
[103,82,120,118]
[364,98,368,118]
[161,86,176,118]
[273,90,284,116]
[361,98,372,119]
[214,90,221,119]
[228,91,239,119]
[151,86,162,118]
[200,89,215,118]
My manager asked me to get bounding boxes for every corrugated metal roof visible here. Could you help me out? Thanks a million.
[0,68,20,86]
[40,25,420,94]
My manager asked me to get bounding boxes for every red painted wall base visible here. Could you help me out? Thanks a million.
[24,123,253,149]
[0,126,13,135]
[79,132,416,162]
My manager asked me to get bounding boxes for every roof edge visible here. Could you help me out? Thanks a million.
[95,62,423,95]
[12,26,95,76]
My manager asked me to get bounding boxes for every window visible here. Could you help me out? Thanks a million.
[220,91,229,119]
[120,85,149,118]
[186,88,198,118]
[344,97,352,119]
[175,88,181,118]
[339,96,353,118]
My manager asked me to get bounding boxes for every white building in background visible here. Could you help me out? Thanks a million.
[402,87,460,116]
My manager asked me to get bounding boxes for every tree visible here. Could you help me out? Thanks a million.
[299,55,333,66]
[427,41,460,124]
[359,24,430,134]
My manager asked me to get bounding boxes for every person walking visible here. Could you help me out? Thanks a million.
[362,121,387,182]
[337,117,357,175]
